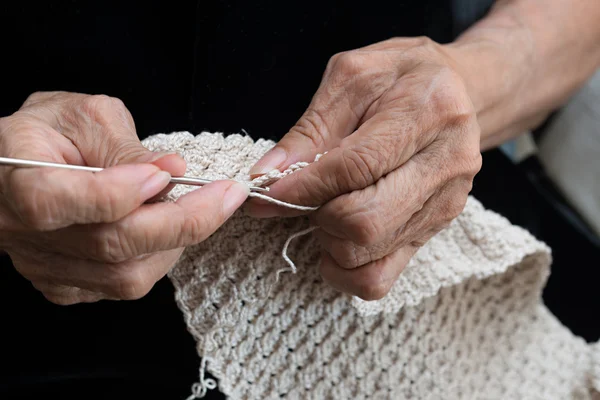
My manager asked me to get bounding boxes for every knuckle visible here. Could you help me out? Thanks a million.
[22,91,57,107]
[90,226,131,263]
[182,212,214,246]
[452,149,482,181]
[418,35,433,45]
[354,278,391,301]
[294,174,326,206]
[90,179,128,222]
[79,94,123,125]
[326,52,344,73]
[329,241,363,270]
[417,36,436,51]
[24,91,46,103]
[343,209,386,247]
[397,36,436,61]
[292,108,329,149]
[330,51,365,78]
[109,96,127,112]
[428,67,474,122]
[108,97,135,129]
[111,268,152,300]
[447,196,467,221]
[410,237,430,248]
[437,190,469,225]
[82,94,112,112]
[11,180,55,231]
[465,151,483,177]
[341,146,383,188]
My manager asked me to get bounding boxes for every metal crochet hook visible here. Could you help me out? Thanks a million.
[0,156,269,192]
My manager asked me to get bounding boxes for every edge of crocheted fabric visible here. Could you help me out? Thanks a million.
[352,198,552,316]
[143,131,553,318]
[592,342,600,392]
[141,131,600,399]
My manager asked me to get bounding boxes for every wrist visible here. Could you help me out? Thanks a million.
[442,0,600,150]
[442,35,534,147]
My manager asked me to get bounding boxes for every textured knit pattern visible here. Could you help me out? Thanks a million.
[142,131,600,400]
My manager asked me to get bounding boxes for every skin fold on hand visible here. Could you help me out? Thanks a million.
[247,38,482,300]
[0,92,249,305]
[246,0,600,301]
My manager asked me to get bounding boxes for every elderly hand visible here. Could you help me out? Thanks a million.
[0,92,249,305]
[247,38,482,300]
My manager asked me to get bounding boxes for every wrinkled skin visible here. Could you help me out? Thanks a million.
[248,38,482,300]
[0,92,249,305]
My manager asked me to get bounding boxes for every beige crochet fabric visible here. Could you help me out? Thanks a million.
[142,131,600,400]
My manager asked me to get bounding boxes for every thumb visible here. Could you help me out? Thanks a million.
[249,89,362,179]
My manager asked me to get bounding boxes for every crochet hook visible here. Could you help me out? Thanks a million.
[0,156,269,192]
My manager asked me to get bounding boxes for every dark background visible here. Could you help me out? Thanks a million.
[0,1,598,399]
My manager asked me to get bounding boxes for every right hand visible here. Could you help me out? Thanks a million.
[0,92,249,305]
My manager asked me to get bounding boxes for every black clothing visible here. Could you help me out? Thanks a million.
[2,1,598,399]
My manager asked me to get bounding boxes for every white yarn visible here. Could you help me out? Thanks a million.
[247,192,318,212]
[145,131,321,276]
[246,153,324,212]
[142,132,600,400]
[249,159,320,287]
[249,158,318,188]
[279,226,319,275]
[248,156,321,276]
[238,155,321,275]
[187,356,217,400]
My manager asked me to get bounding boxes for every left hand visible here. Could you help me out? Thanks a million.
[246,37,482,300]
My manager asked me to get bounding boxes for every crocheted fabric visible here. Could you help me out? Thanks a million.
[142,131,600,400]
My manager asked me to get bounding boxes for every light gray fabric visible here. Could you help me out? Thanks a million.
[143,131,600,400]
[538,69,600,237]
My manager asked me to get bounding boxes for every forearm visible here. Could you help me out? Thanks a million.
[444,0,600,150]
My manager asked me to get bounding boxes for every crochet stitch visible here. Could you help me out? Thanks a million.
[142,131,600,400]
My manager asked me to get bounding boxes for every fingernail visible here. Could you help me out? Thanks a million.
[140,170,172,200]
[223,181,250,215]
[249,147,287,177]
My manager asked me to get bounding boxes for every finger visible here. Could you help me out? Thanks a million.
[384,178,471,249]
[314,179,469,270]
[248,50,399,178]
[243,131,430,219]
[56,180,249,263]
[245,112,438,218]
[145,152,187,201]
[31,281,109,305]
[314,228,398,270]
[312,137,474,246]
[13,248,184,301]
[319,246,417,301]
[4,162,172,231]
[250,68,477,215]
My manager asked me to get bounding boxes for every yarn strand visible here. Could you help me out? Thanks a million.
[279,226,318,275]
[248,192,318,211]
